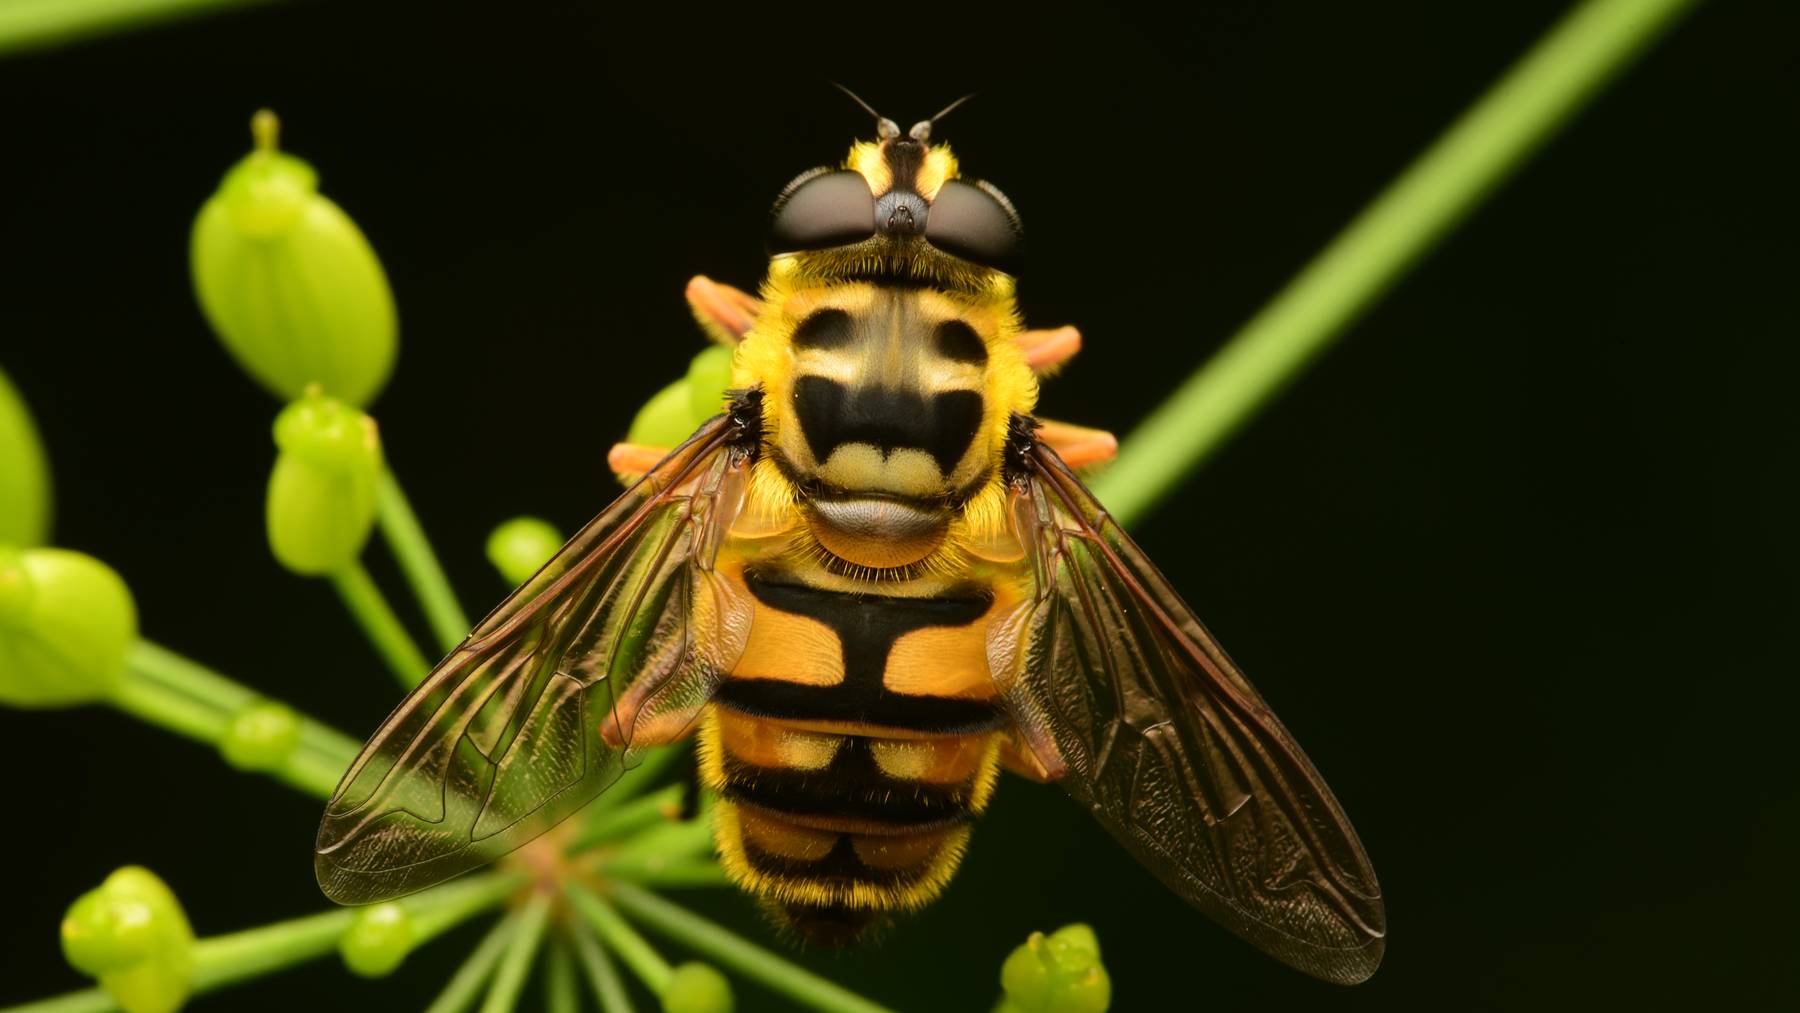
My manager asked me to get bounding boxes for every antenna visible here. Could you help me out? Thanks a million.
[831,82,899,140]
[910,93,976,143]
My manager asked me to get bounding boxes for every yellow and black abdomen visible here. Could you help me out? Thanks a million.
[699,566,1006,944]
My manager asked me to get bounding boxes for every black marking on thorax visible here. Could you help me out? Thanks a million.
[787,300,987,476]
[716,571,999,733]
[793,378,981,475]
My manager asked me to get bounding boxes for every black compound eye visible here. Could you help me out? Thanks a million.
[768,169,876,252]
[924,179,1023,274]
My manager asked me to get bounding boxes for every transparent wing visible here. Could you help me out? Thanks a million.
[992,440,1386,984]
[315,414,755,904]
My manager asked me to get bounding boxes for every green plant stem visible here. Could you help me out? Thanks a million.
[584,743,689,820]
[1090,0,1701,526]
[602,858,731,890]
[127,640,362,765]
[0,987,115,1013]
[479,892,552,1013]
[0,0,273,57]
[377,468,470,653]
[544,936,580,1013]
[565,885,672,994]
[570,784,683,852]
[425,912,524,1013]
[603,814,716,867]
[190,908,355,991]
[410,871,531,944]
[569,916,637,1013]
[330,559,431,687]
[606,881,896,1013]
[107,645,356,798]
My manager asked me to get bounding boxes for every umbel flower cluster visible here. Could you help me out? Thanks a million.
[0,113,1111,1013]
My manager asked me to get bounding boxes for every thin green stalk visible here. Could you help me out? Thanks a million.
[190,908,355,991]
[479,892,552,1013]
[109,650,355,799]
[330,559,431,687]
[0,988,115,1013]
[565,885,672,994]
[376,468,470,653]
[410,871,531,945]
[606,881,897,1013]
[601,814,716,867]
[602,858,731,890]
[425,912,524,1013]
[0,0,273,57]
[584,742,689,817]
[128,640,362,764]
[570,784,683,852]
[108,670,226,743]
[1091,0,1701,526]
[544,936,580,1013]
[569,916,636,1013]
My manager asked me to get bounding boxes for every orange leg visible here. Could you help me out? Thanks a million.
[686,275,762,345]
[606,442,671,484]
[1012,325,1082,374]
[1035,417,1118,468]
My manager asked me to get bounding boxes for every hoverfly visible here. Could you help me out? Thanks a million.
[315,97,1386,984]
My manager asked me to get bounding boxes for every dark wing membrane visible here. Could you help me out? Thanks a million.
[994,442,1385,984]
[315,416,755,904]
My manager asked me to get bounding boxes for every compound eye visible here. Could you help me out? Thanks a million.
[924,179,1023,274]
[768,169,876,252]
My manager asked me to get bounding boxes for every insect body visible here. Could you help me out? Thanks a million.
[316,105,1387,984]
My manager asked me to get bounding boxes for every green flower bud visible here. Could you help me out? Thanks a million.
[0,367,52,546]
[339,902,413,978]
[191,110,397,407]
[61,867,194,1013]
[627,378,700,449]
[662,962,734,1013]
[485,516,563,586]
[999,926,1111,1013]
[0,547,135,708]
[219,699,301,771]
[266,393,382,576]
[1049,923,1101,961]
[685,345,734,421]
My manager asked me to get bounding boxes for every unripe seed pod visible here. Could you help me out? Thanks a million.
[685,344,735,421]
[486,516,563,586]
[662,961,734,1013]
[191,110,397,407]
[339,902,414,977]
[0,367,51,546]
[0,546,136,708]
[627,378,701,449]
[999,925,1112,1013]
[219,699,302,771]
[61,867,195,1013]
[265,392,383,576]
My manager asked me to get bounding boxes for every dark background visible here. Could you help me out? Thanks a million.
[1,1,1795,1009]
